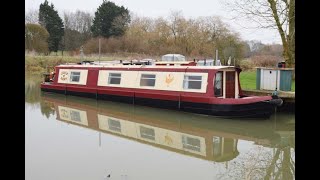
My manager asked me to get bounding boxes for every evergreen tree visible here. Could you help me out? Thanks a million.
[91,0,130,38]
[39,0,64,53]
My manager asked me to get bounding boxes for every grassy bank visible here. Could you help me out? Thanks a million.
[25,53,160,74]
[240,70,295,92]
[25,56,78,74]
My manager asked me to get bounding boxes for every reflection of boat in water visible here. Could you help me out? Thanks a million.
[41,93,294,162]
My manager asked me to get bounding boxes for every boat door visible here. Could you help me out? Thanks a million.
[226,71,235,98]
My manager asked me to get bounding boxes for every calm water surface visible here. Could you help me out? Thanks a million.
[25,75,295,180]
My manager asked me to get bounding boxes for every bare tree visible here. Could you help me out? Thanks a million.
[225,0,295,67]
[217,145,295,180]
[83,12,247,59]
[111,12,131,36]
[63,10,93,51]
[167,11,184,44]
[63,10,93,34]
[25,9,39,24]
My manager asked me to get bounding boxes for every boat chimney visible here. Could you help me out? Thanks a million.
[215,49,218,62]
[80,46,84,61]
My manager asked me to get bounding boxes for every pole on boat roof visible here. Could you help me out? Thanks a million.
[215,49,221,66]
[80,46,84,62]
[215,49,218,62]
[99,38,101,64]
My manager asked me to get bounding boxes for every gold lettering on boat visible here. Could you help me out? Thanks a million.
[164,133,173,145]
[60,109,69,119]
[60,72,68,81]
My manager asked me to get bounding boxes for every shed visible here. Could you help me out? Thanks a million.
[256,67,294,91]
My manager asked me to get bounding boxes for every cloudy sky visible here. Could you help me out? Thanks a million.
[25,0,281,44]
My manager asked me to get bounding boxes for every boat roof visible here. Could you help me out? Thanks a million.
[57,64,236,70]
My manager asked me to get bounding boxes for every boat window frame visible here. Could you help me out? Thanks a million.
[182,135,201,152]
[139,126,155,141]
[108,72,122,85]
[70,110,81,122]
[108,118,121,132]
[183,75,202,90]
[140,74,156,87]
[214,71,223,97]
[70,71,81,82]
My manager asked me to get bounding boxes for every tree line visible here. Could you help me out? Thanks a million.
[25,0,288,66]
[25,0,129,55]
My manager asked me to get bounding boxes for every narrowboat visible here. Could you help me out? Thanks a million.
[40,61,283,118]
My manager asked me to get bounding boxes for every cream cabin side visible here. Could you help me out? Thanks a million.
[98,70,208,93]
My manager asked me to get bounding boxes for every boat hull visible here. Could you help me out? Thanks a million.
[41,86,276,119]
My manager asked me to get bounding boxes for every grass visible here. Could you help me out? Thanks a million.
[291,80,295,92]
[240,70,257,90]
[25,55,79,74]
[25,52,163,74]
[25,53,152,74]
[240,70,295,92]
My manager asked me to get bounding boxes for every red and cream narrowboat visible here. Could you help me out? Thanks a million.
[40,61,282,118]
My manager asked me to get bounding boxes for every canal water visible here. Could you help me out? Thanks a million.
[25,75,295,180]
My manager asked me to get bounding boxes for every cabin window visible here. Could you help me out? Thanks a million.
[182,135,201,152]
[140,126,155,140]
[140,74,156,87]
[183,75,202,90]
[108,118,121,132]
[214,72,223,97]
[70,72,81,82]
[108,73,121,85]
[70,110,81,122]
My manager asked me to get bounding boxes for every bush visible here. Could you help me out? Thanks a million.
[239,59,254,71]
[25,24,49,54]
[25,65,45,74]
[251,55,282,67]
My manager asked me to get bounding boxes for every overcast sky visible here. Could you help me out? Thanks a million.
[25,0,281,44]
